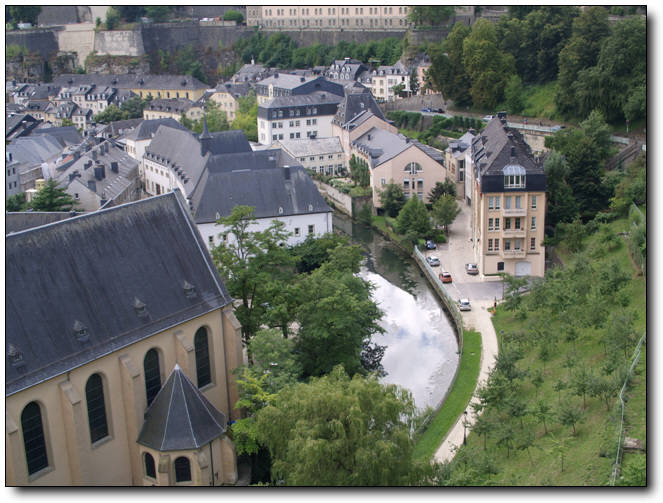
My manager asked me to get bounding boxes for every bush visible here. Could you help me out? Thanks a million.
[223,10,244,23]
[431,229,447,243]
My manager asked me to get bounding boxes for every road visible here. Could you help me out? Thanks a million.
[421,200,501,465]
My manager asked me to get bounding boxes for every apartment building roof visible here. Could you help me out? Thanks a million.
[260,90,343,110]
[213,81,252,99]
[53,73,208,92]
[6,191,232,396]
[333,89,387,126]
[276,137,343,158]
[124,117,187,141]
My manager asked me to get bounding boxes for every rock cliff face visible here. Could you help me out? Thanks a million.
[85,54,151,75]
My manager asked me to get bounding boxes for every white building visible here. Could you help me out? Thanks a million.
[273,137,346,176]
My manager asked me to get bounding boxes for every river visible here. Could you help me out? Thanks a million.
[333,213,459,411]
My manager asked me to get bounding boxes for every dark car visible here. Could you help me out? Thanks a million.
[425,240,436,250]
[436,108,445,114]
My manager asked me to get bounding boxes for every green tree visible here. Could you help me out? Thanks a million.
[349,154,370,188]
[223,10,244,23]
[530,399,553,434]
[379,182,406,218]
[255,366,424,485]
[504,74,524,114]
[231,94,258,142]
[120,95,151,119]
[245,329,302,392]
[105,6,121,30]
[431,193,461,233]
[7,6,42,24]
[426,24,472,106]
[427,178,456,204]
[396,195,432,242]
[93,104,128,124]
[289,233,351,274]
[409,69,420,95]
[294,252,384,378]
[28,179,79,212]
[557,400,584,436]
[543,150,578,230]
[144,6,173,22]
[116,6,145,22]
[6,192,27,212]
[408,6,454,27]
[212,205,294,343]
[618,454,646,486]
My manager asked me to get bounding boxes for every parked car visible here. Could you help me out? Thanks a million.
[439,271,452,283]
[422,107,432,113]
[551,125,566,132]
[482,115,494,122]
[425,240,436,250]
[458,298,472,311]
[465,263,479,275]
[437,108,445,114]
[426,256,440,267]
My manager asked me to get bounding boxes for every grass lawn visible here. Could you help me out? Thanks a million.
[455,215,646,485]
[413,329,482,461]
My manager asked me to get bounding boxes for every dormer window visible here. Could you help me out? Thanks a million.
[8,344,24,368]
[503,164,526,188]
[73,320,89,342]
[134,297,147,317]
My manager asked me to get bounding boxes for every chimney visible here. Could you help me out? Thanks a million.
[283,166,291,180]
[87,179,97,192]
[94,165,105,180]
[92,150,97,161]
[511,146,516,157]
[110,161,119,173]
[274,73,279,79]
[300,77,305,82]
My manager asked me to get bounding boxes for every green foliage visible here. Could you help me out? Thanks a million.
[231,94,258,142]
[144,6,173,22]
[115,6,145,22]
[431,194,461,233]
[426,24,472,105]
[105,7,121,30]
[289,233,350,274]
[245,329,302,392]
[28,179,79,212]
[93,104,127,124]
[618,454,646,486]
[7,6,41,24]
[396,196,432,242]
[504,74,524,114]
[6,192,27,212]
[182,100,230,134]
[349,155,370,188]
[386,111,422,130]
[223,10,244,23]
[379,182,406,218]
[120,95,151,119]
[6,44,23,59]
[427,179,456,205]
[408,6,454,27]
[255,366,425,485]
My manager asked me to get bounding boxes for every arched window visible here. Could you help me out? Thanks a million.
[21,402,49,475]
[144,452,156,479]
[85,373,109,443]
[194,327,212,388]
[144,349,162,406]
[404,162,422,174]
[174,456,191,483]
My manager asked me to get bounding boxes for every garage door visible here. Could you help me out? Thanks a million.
[515,261,531,276]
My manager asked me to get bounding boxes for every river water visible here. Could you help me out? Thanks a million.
[333,214,459,411]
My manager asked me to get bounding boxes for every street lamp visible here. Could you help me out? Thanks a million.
[463,410,468,445]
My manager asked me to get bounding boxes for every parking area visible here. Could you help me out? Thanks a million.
[423,201,504,304]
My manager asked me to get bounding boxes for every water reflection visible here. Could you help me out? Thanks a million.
[333,214,459,410]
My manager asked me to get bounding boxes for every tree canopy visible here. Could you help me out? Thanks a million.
[28,179,79,212]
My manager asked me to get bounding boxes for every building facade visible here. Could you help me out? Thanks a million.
[5,192,245,485]
[274,137,346,175]
[470,117,547,277]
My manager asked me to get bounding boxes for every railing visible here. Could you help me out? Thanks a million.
[502,208,527,217]
[502,228,526,237]
[502,249,527,258]
[610,331,646,485]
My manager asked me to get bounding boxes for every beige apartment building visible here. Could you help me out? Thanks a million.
[470,118,547,277]
[6,192,244,486]
[247,5,411,29]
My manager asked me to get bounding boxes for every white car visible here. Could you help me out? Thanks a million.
[426,256,441,267]
[482,115,494,122]
[458,298,472,311]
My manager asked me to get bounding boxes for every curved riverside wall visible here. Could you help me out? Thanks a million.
[314,181,353,216]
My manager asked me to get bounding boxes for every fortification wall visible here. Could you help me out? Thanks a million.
[94,29,145,57]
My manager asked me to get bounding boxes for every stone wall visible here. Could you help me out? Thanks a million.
[94,30,145,57]
[380,94,445,113]
[6,29,60,60]
[57,23,96,67]
[313,181,353,217]
[140,23,253,54]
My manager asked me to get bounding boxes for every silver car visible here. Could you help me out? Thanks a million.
[458,298,471,311]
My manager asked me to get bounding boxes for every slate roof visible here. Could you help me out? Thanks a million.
[107,118,144,137]
[200,130,252,156]
[124,118,186,141]
[333,90,386,126]
[231,63,269,83]
[261,90,343,110]
[136,364,227,451]
[352,127,413,167]
[5,211,81,234]
[6,191,233,396]
[257,73,317,90]
[191,164,331,224]
[52,74,208,92]
[276,137,343,158]
[30,126,84,147]
[5,113,40,139]
[213,81,252,98]
[472,118,546,192]
[146,98,197,114]
[7,135,63,167]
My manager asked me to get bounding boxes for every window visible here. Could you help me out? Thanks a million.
[312,118,317,125]
[194,327,211,388]
[174,457,191,483]
[86,374,109,443]
[306,119,311,126]
[531,238,536,251]
[494,239,499,251]
[294,227,300,237]
[497,261,504,271]
[504,239,511,251]
[515,217,521,230]
[531,216,536,230]
[279,134,283,140]
[208,236,214,246]
[289,120,294,127]
[504,196,511,209]
[290,133,295,139]
[495,218,500,229]
[494,196,500,209]
[21,402,49,476]
[381,178,386,186]
[272,134,277,141]
[308,224,314,235]
[295,120,300,126]
[488,239,493,252]
[144,453,156,479]
[515,196,522,209]
[531,195,537,209]
[144,349,161,407]
[505,218,511,230]
[404,162,422,174]
[488,218,494,231]
[403,179,410,189]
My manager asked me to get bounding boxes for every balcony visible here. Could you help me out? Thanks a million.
[502,207,527,217]
[502,228,526,237]
[501,249,527,258]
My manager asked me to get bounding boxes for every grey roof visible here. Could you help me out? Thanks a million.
[146,98,197,114]
[137,365,227,451]
[6,191,233,396]
[7,135,63,166]
[30,126,84,147]
[52,74,208,92]
[257,73,317,89]
[199,130,252,156]
[412,141,444,164]
[5,113,40,139]
[107,118,144,137]
[231,63,269,83]
[25,101,50,113]
[334,91,386,126]
[261,91,343,109]
[214,81,252,98]
[191,164,331,224]
[5,211,81,234]
[352,127,412,167]
[276,137,343,158]
[124,118,186,141]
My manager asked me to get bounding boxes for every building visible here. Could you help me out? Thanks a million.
[255,74,343,105]
[274,137,346,175]
[142,98,204,122]
[350,127,448,210]
[444,131,475,201]
[247,5,411,30]
[470,117,547,277]
[208,82,252,122]
[191,156,333,249]
[230,62,270,84]
[257,91,343,145]
[6,134,66,195]
[54,140,141,211]
[5,191,244,485]
[326,58,369,82]
[368,61,411,102]
[5,113,41,141]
